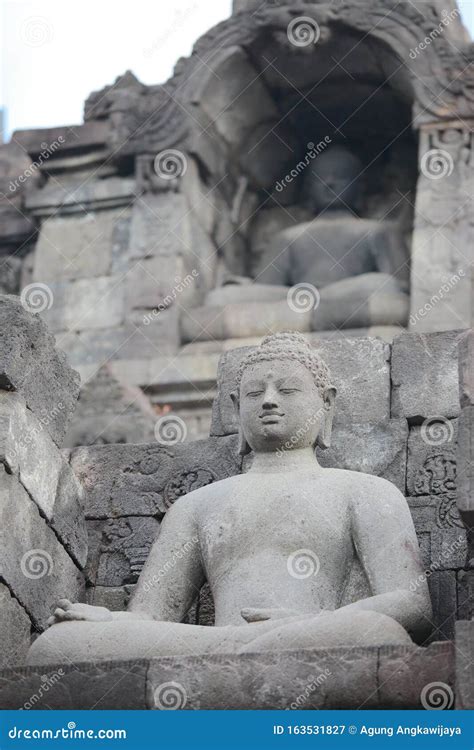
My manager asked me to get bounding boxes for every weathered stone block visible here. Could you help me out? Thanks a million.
[455,620,474,709]
[41,276,125,332]
[0,295,80,446]
[427,570,457,641]
[378,642,454,708]
[147,647,379,709]
[85,516,160,587]
[87,585,135,611]
[0,467,84,629]
[26,176,135,216]
[12,121,109,157]
[317,419,408,492]
[0,584,31,668]
[392,331,462,421]
[0,661,147,709]
[129,192,191,260]
[457,570,474,621]
[33,210,126,282]
[71,435,240,519]
[211,337,390,436]
[457,405,474,525]
[0,393,87,567]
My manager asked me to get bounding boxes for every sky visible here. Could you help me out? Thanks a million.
[1,0,473,140]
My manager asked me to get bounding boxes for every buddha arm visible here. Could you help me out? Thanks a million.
[127,497,205,622]
[345,476,433,641]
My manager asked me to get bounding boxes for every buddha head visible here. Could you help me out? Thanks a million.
[305,144,363,213]
[231,332,336,456]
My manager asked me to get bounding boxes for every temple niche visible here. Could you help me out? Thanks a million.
[178,27,417,342]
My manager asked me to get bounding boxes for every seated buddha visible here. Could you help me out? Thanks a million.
[181,145,409,342]
[28,333,431,666]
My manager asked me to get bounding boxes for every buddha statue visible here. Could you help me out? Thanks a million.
[181,146,410,342]
[28,333,431,666]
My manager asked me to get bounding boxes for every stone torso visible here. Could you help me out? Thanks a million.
[195,469,355,626]
[257,214,387,287]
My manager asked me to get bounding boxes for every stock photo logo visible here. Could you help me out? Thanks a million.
[154,682,188,710]
[287,283,320,314]
[420,149,453,180]
[287,16,321,47]
[287,549,321,579]
[154,415,187,446]
[420,416,454,446]
[420,682,454,710]
[20,283,54,314]
[21,549,54,580]
[154,149,188,180]
[20,16,54,47]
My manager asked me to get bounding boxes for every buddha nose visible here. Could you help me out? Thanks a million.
[262,383,279,409]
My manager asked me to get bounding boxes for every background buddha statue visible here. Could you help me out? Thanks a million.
[181,145,410,342]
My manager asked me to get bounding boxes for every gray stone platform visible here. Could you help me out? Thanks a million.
[0,643,453,710]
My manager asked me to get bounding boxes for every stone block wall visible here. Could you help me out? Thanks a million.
[0,296,86,668]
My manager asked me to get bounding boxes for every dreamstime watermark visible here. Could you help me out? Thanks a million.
[20,549,54,580]
[286,669,332,709]
[154,681,188,710]
[420,148,454,179]
[20,283,54,314]
[154,149,188,180]
[154,415,187,446]
[287,549,320,579]
[420,681,454,710]
[142,536,199,593]
[20,16,54,47]
[287,283,320,314]
[21,670,65,710]
[276,407,324,457]
[421,416,454,446]
[275,137,332,193]
[144,4,198,58]
[409,8,459,59]
[287,16,321,47]
[410,534,465,592]
[410,269,464,325]
[7,403,65,465]
[9,138,65,194]
[143,270,199,325]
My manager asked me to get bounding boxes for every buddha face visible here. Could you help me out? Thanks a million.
[305,146,362,213]
[236,360,326,454]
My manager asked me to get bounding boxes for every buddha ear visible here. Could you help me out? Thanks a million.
[316,386,336,450]
[230,390,251,456]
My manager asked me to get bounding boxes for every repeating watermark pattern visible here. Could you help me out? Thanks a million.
[287,549,320,579]
[420,149,454,180]
[20,16,54,47]
[21,670,65,710]
[287,283,320,314]
[20,283,54,314]
[286,670,332,710]
[410,534,465,592]
[154,415,187,446]
[410,269,465,326]
[154,681,188,710]
[20,549,54,580]
[275,137,332,192]
[420,681,454,710]
[9,137,65,194]
[421,416,454,446]
[287,16,321,47]
[409,8,459,59]
[143,271,199,325]
[154,149,188,180]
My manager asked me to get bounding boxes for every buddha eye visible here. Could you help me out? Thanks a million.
[280,388,299,394]
[245,390,264,397]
